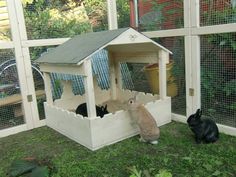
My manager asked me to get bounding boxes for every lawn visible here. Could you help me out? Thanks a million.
[0,121,235,177]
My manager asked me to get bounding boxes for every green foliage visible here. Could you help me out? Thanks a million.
[155,169,172,177]
[128,166,172,177]
[24,0,92,40]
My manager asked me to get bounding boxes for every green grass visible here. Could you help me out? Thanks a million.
[0,121,236,177]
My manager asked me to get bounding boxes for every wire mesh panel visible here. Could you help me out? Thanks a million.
[0,0,11,40]
[29,47,51,120]
[138,0,184,31]
[200,33,236,127]
[151,37,186,115]
[0,49,26,130]
[200,0,236,26]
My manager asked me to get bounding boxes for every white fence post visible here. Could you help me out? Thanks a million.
[184,0,201,117]
[6,0,42,128]
[6,0,34,129]
[107,0,118,30]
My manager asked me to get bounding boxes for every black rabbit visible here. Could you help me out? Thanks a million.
[75,103,109,118]
[187,109,219,144]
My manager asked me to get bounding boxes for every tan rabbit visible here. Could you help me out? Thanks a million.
[127,94,160,144]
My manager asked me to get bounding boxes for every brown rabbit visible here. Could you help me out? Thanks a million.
[127,94,160,144]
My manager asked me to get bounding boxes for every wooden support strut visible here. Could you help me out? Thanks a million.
[83,59,97,118]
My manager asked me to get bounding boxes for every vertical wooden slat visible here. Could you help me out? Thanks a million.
[6,0,34,129]
[184,0,193,117]
[83,59,97,118]
[107,0,118,30]
[14,0,41,127]
[44,72,53,105]
[108,51,117,100]
[158,50,168,100]
[190,0,201,112]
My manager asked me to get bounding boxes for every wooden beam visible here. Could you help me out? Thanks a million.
[83,59,97,118]
[44,72,53,105]
[158,50,168,100]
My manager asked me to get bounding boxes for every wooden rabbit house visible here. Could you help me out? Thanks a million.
[36,27,172,150]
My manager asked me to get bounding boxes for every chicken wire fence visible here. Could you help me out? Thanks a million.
[200,33,236,127]
[0,49,25,130]
[0,0,236,132]
[200,0,236,26]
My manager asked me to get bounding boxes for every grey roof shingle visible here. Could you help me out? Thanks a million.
[36,28,129,64]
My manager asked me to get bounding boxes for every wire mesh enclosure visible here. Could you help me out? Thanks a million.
[200,0,236,26]
[0,49,25,130]
[0,0,235,137]
[200,33,236,127]
[138,0,184,31]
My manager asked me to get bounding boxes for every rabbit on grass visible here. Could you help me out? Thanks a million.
[187,109,219,144]
[127,94,160,144]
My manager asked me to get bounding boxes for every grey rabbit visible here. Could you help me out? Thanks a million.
[187,109,219,144]
[127,94,160,144]
[75,103,109,118]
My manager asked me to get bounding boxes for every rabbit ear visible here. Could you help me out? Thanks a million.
[196,109,202,117]
[104,104,107,110]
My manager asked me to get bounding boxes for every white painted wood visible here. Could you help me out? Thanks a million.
[113,52,158,64]
[184,0,194,117]
[0,124,28,138]
[44,88,171,150]
[190,0,201,113]
[115,60,122,90]
[7,0,34,129]
[44,103,93,148]
[108,28,172,54]
[44,72,53,105]
[143,28,188,38]
[108,51,117,100]
[83,59,97,118]
[107,0,118,30]
[192,24,236,35]
[22,38,70,47]
[40,64,85,75]
[191,36,201,111]
[158,50,168,100]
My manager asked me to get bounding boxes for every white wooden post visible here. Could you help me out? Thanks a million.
[190,0,201,112]
[6,0,34,129]
[158,50,168,100]
[115,60,122,90]
[83,59,97,118]
[108,51,117,100]
[7,0,42,128]
[184,0,201,116]
[44,72,53,105]
[107,0,118,30]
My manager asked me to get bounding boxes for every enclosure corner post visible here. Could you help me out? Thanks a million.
[44,72,53,105]
[107,0,118,30]
[83,59,97,118]
[158,50,168,100]
[108,52,117,100]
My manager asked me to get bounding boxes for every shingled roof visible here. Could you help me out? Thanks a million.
[36,27,171,65]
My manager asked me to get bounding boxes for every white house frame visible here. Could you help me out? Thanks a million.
[36,27,172,150]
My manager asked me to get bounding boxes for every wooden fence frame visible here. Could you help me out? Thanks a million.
[0,0,235,137]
